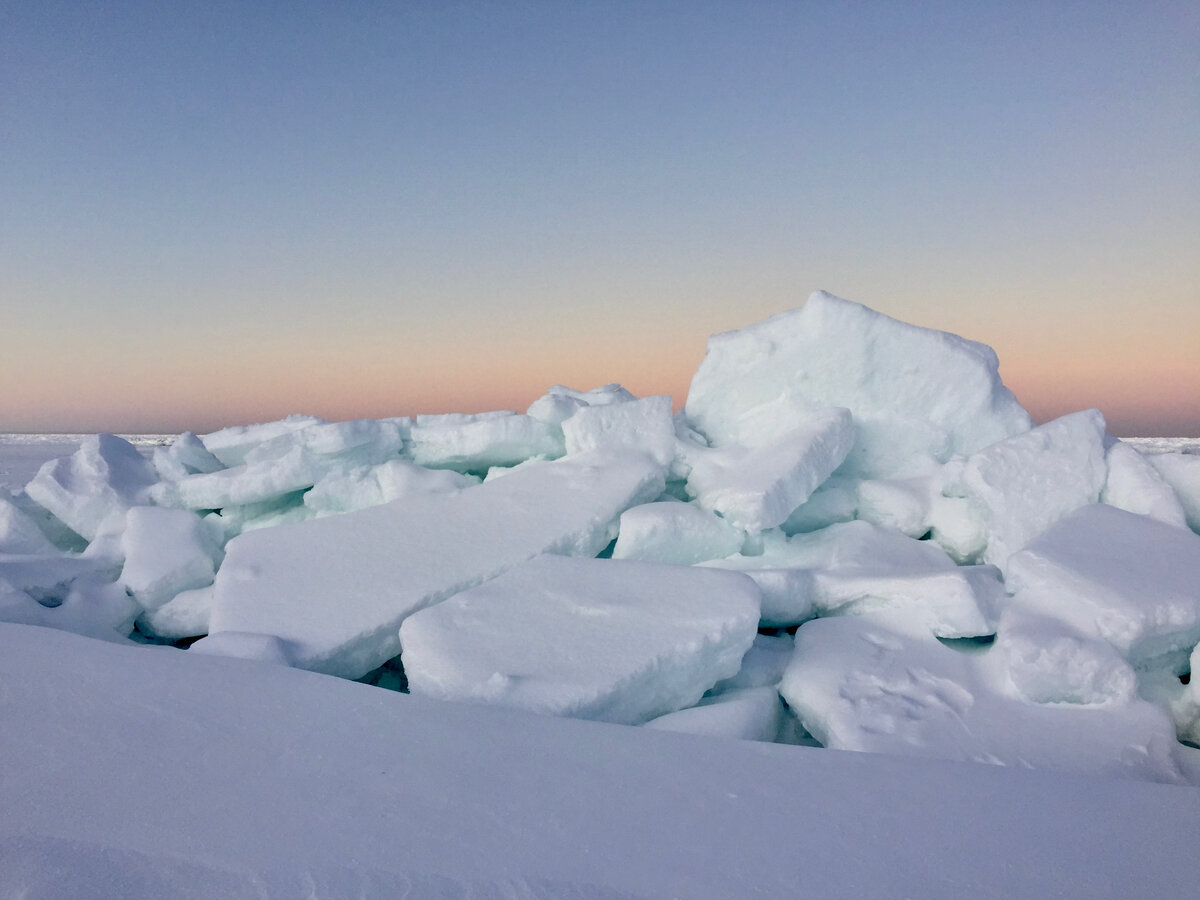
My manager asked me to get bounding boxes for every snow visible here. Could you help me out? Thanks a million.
[611,499,744,564]
[644,685,788,742]
[1102,439,1189,527]
[400,554,760,724]
[119,506,222,611]
[561,394,678,467]
[206,450,666,678]
[4,622,1198,899]
[685,291,1032,478]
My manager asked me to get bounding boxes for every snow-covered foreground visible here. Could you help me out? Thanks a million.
[2,622,1198,899]
[4,291,1200,895]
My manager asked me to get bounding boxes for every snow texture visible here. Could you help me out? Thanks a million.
[611,500,744,565]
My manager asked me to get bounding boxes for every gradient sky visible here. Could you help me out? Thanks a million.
[3,1,1197,436]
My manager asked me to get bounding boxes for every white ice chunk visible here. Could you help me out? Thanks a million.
[1005,504,1200,670]
[611,501,743,565]
[409,412,563,471]
[780,476,859,534]
[1101,440,1188,528]
[1147,451,1200,533]
[855,476,935,538]
[644,686,786,743]
[154,432,224,481]
[400,555,760,725]
[152,446,324,510]
[138,585,213,640]
[24,435,157,541]
[200,414,326,467]
[710,632,796,693]
[189,631,295,666]
[526,383,636,426]
[686,291,1032,479]
[0,489,58,555]
[119,507,223,612]
[951,409,1108,570]
[304,460,477,516]
[684,407,854,533]
[562,395,677,468]
[780,610,1186,783]
[208,451,667,678]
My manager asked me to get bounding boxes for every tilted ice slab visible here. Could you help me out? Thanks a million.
[644,686,788,743]
[0,489,58,555]
[5,624,1199,899]
[611,500,743,565]
[683,406,854,533]
[1147,451,1200,533]
[409,411,564,471]
[949,408,1108,570]
[119,507,223,612]
[303,459,477,516]
[24,434,158,541]
[199,414,326,467]
[1005,504,1200,671]
[1101,439,1188,528]
[702,521,999,636]
[562,394,678,468]
[207,451,666,679]
[400,554,760,725]
[780,610,1187,783]
[686,291,1032,479]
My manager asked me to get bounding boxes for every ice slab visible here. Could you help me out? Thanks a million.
[208,451,666,678]
[644,686,786,742]
[24,434,158,541]
[684,407,854,533]
[1147,451,1200,533]
[1005,504,1200,670]
[1102,440,1188,528]
[562,395,677,468]
[0,489,58,555]
[0,562,136,641]
[200,414,326,467]
[686,291,1032,479]
[780,610,1186,783]
[526,383,636,426]
[710,632,796,693]
[304,459,477,516]
[951,409,1108,570]
[400,554,760,725]
[153,432,224,481]
[611,500,743,565]
[119,507,222,612]
[702,521,998,635]
[138,585,213,640]
[410,412,564,471]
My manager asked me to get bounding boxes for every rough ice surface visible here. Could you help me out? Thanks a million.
[153,431,224,480]
[208,451,666,678]
[0,489,58,555]
[1004,504,1200,670]
[685,291,1032,479]
[199,414,326,467]
[0,560,136,642]
[304,459,477,515]
[643,686,788,742]
[780,610,1187,783]
[684,406,854,532]
[24,434,158,541]
[611,500,743,565]
[950,409,1109,570]
[410,412,564,471]
[702,521,998,635]
[561,394,678,467]
[1147,451,1200,533]
[119,507,222,612]
[400,555,760,725]
[1102,440,1189,528]
[710,632,796,693]
[138,584,213,640]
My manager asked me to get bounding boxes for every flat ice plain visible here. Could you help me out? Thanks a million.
[2,292,1199,897]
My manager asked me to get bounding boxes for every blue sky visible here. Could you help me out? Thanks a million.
[2,1,1197,434]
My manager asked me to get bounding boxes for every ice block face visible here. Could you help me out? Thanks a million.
[206,450,667,679]
[400,554,761,725]
[685,291,1032,480]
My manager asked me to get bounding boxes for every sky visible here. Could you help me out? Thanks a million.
[2,1,1197,436]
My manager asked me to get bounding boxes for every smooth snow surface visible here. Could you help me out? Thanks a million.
[207,451,665,678]
[3,623,1198,900]
[401,554,760,724]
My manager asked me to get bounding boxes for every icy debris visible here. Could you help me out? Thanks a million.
[562,395,677,467]
[702,521,998,636]
[1102,440,1188,528]
[208,451,667,679]
[683,407,854,533]
[119,507,223,612]
[686,291,1031,479]
[780,610,1186,783]
[949,409,1108,570]
[611,500,743,565]
[410,412,564,471]
[200,414,326,467]
[1146,451,1200,533]
[400,554,760,725]
[644,686,787,742]
[304,460,477,516]
[24,434,158,541]
[1004,504,1200,671]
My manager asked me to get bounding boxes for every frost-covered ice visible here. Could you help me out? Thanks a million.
[410,411,563,470]
[207,451,665,678]
[1102,439,1189,528]
[611,500,744,564]
[1146,450,1200,533]
[401,554,760,724]
[119,506,222,611]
